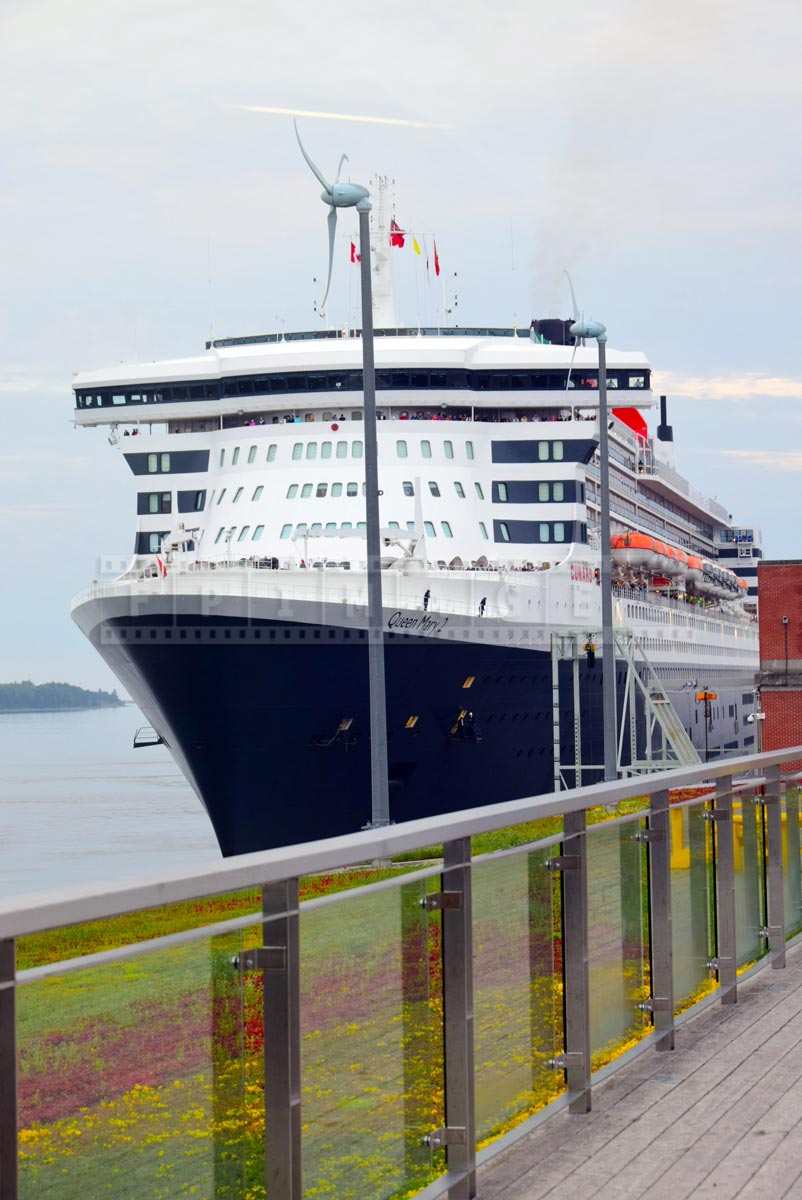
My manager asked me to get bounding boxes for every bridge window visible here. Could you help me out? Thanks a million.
[238,526,250,542]
[442,521,453,538]
[553,441,564,461]
[286,484,298,499]
[217,489,226,504]
[280,524,292,539]
[479,521,489,539]
[396,440,408,458]
[233,487,244,502]
[326,521,337,532]
[554,522,566,542]
[538,443,548,461]
[421,440,432,459]
[444,440,454,459]
[317,483,328,498]
[388,521,400,529]
[538,482,549,501]
[347,482,358,497]
[466,441,475,460]
[292,444,302,460]
[148,493,171,514]
[331,482,343,497]
[267,444,277,462]
[424,521,436,536]
[454,482,465,498]
[215,527,225,544]
[499,522,511,542]
[306,443,317,460]
[248,446,257,463]
[336,441,348,459]
[232,447,240,465]
[253,525,264,540]
[353,441,363,458]
[429,482,441,497]
[321,442,332,459]
[553,482,564,501]
[474,482,484,500]
[301,483,313,498]
[497,482,508,502]
[219,449,225,467]
[403,481,414,497]
[252,485,264,501]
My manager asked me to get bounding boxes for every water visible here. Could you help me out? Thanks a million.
[0,706,221,899]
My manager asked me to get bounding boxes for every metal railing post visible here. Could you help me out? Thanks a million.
[646,789,675,1050]
[711,776,737,1003]
[764,764,786,968]
[441,838,476,1199]
[560,809,591,1113]
[262,879,301,1200]
[0,939,18,1200]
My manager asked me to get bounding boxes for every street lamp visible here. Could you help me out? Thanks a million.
[566,275,617,782]
[295,122,390,828]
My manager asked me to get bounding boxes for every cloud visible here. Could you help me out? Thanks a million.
[653,372,802,402]
[721,450,802,472]
[0,370,67,396]
[0,504,71,519]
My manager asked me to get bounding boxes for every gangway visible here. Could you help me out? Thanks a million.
[551,628,700,790]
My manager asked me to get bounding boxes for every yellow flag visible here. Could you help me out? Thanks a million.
[413,236,421,255]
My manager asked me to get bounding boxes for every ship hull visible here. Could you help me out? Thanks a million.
[73,594,757,855]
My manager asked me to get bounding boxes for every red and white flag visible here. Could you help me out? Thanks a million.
[156,556,167,578]
[433,238,441,277]
[350,241,361,263]
[390,218,406,248]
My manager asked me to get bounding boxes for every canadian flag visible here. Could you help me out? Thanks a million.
[156,557,167,578]
[350,241,361,263]
[390,218,406,248]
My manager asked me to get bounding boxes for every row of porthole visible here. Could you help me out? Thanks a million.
[277,520,466,540]
[396,439,475,461]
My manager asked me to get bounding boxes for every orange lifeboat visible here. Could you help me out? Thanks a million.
[610,533,661,572]
[685,554,704,587]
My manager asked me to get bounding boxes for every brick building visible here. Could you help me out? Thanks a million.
[757,559,802,771]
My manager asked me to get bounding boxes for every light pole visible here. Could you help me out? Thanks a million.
[295,124,390,828]
[567,277,617,782]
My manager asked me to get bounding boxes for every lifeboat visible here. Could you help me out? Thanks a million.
[610,533,662,572]
[652,540,672,574]
[685,554,704,587]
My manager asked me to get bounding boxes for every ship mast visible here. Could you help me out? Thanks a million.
[368,175,399,329]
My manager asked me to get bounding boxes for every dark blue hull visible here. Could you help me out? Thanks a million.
[85,611,757,855]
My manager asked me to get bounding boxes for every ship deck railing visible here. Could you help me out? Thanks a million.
[72,565,757,635]
[2,748,802,1198]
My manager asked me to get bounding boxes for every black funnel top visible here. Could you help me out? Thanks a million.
[657,394,673,443]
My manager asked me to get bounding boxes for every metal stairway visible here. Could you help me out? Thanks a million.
[615,632,701,773]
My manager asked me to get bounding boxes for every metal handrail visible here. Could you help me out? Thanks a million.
[1,748,799,942]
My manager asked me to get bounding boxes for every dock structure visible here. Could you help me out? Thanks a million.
[2,747,802,1199]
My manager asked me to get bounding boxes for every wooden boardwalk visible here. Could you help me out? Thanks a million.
[478,942,802,1199]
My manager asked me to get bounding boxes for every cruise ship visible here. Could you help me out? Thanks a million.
[70,211,760,855]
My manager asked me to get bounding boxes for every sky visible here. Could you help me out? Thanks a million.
[0,0,800,689]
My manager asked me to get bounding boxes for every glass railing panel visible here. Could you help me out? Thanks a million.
[783,788,802,940]
[472,846,563,1146]
[18,925,250,1199]
[586,820,650,1069]
[733,793,766,968]
[299,877,441,1200]
[671,801,715,1012]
